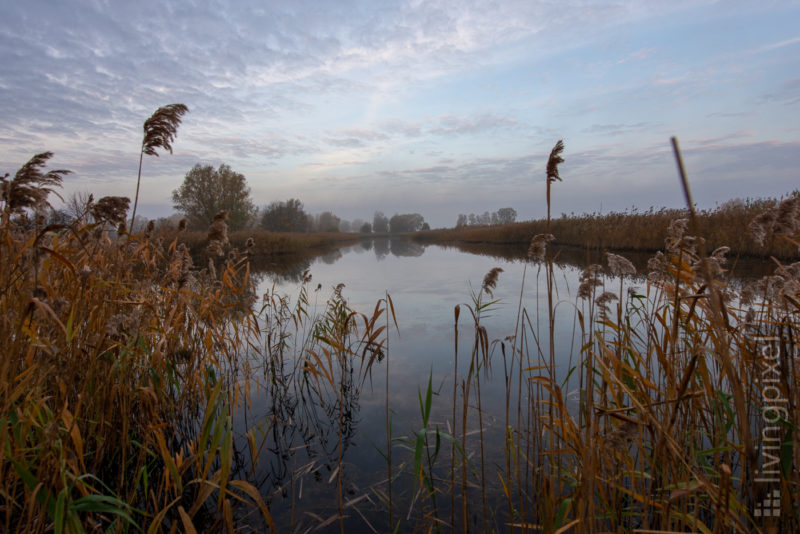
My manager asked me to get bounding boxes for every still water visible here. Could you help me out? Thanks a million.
[233,237,763,532]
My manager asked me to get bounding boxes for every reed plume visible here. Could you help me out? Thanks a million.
[546,139,565,183]
[1,152,70,215]
[130,104,189,231]
[774,195,799,235]
[749,195,800,246]
[528,233,555,262]
[606,252,636,276]
[206,210,229,256]
[578,264,603,299]
[481,267,503,297]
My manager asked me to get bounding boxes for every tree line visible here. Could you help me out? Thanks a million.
[169,163,430,233]
[455,207,517,228]
[54,162,513,234]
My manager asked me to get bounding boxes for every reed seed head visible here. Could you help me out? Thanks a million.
[141,104,189,157]
[578,264,603,299]
[603,420,638,453]
[208,256,217,280]
[206,210,229,256]
[748,210,776,247]
[667,218,689,240]
[774,196,799,235]
[481,267,503,297]
[2,152,70,214]
[546,140,565,183]
[606,252,636,276]
[528,233,555,262]
[595,290,618,315]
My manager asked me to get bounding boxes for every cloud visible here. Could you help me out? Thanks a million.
[1,0,799,228]
[429,113,518,136]
[582,122,656,136]
[758,36,800,53]
[379,120,422,137]
[760,78,800,106]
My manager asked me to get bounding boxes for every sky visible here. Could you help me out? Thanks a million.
[1,0,799,228]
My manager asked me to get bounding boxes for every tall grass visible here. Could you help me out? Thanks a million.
[3,123,798,532]
[179,228,361,257]
[399,139,800,532]
[414,195,800,260]
[0,155,278,531]
[0,149,389,531]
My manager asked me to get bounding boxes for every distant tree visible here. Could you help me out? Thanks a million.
[130,215,149,233]
[373,211,389,233]
[497,207,517,224]
[260,198,309,232]
[360,222,372,233]
[468,214,477,226]
[351,218,365,233]
[64,190,93,221]
[154,213,185,229]
[456,214,467,228]
[47,208,73,226]
[172,163,256,231]
[338,219,351,233]
[389,213,425,233]
[421,222,430,231]
[317,211,341,232]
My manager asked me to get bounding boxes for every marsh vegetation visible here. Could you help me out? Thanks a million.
[1,115,798,533]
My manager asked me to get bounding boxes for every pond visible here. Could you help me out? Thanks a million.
[232,237,770,532]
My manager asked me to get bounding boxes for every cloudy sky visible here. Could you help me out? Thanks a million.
[2,0,799,227]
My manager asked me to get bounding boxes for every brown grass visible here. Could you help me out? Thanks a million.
[414,196,800,259]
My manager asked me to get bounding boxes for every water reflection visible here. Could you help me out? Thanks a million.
[424,240,775,283]
[236,238,775,531]
[389,238,425,257]
[233,285,389,531]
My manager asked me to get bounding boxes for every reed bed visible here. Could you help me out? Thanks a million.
[179,229,361,258]
[415,196,800,259]
[395,140,800,532]
[0,155,281,531]
[0,150,390,532]
[3,125,799,533]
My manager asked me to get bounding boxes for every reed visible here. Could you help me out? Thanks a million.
[4,117,799,532]
[414,195,800,260]
[130,104,189,231]
[0,159,274,531]
[397,139,799,533]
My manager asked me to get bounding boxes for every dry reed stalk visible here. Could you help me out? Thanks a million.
[386,291,394,532]
[461,379,469,534]
[451,304,460,531]
[130,104,189,231]
[544,140,564,509]
[672,136,755,491]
